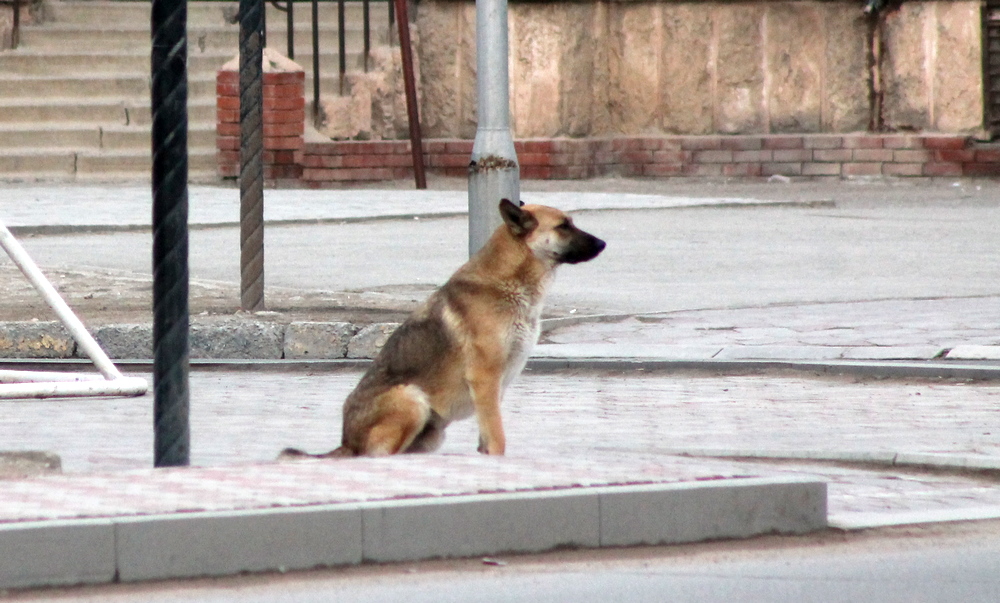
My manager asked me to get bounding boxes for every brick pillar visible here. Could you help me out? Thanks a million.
[216,49,306,185]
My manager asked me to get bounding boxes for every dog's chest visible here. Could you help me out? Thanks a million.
[501,285,547,387]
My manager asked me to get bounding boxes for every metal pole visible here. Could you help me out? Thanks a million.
[394,0,426,189]
[337,0,346,95]
[150,0,191,467]
[239,0,266,312]
[311,0,320,124]
[468,0,519,257]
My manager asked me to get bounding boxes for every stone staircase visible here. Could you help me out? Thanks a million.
[0,0,390,182]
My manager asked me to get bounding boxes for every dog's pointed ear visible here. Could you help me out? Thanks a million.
[499,199,537,236]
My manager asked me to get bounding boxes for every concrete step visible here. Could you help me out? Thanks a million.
[99,123,218,152]
[0,98,217,126]
[43,1,389,28]
[0,123,217,152]
[0,98,137,125]
[0,72,352,109]
[0,149,77,178]
[19,24,386,53]
[0,125,102,149]
[75,148,219,175]
[0,49,361,78]
[0,74,150,99]
[45,0,237,26]
[0,50,241,77]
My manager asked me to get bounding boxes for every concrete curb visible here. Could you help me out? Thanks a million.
[3,320,1000,380]
[661,448,1000,473]
[0,477,825,590]
[0,320,401,361]
[3,356,1000,383]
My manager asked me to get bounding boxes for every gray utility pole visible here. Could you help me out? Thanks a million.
[467,0,519,257]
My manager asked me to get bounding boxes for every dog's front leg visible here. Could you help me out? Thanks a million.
[467,361,506,455]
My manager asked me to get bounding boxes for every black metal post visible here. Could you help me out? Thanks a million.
[240,0,266,312]
[150,0,190,467]
[311,0,320,123]
[337,0,346,94]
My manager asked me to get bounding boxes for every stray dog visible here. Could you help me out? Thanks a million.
[281,199,605,457]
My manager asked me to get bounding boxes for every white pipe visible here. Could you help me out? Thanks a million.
[0,219,123,381]
[0,377,149,400]
[0,370,104,384]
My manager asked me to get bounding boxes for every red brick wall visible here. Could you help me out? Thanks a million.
[292,135,998,186]
[216,69,306,185]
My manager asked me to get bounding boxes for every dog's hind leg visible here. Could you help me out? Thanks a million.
[404,409,447,453]
[361,385,434,456]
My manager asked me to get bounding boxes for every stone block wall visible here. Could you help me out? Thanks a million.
[414,0,985,138]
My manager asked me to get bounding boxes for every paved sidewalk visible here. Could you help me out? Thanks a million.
[1,179,1000,588]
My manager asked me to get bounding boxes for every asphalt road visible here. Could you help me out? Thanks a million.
[12,197,1000,317]
[7,520,1000,602]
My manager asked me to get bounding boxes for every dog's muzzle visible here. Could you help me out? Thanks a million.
[559,232,606,264]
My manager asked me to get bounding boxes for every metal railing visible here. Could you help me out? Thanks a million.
[267,0,393,106]
[266,0,423,187]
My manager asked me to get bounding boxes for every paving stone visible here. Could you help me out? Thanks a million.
[284,321,358,359]
[946,345,1000,360]
[346,322,399,359]
[0,321,74,359]
[90,323,152,359]
[190,320,285,359]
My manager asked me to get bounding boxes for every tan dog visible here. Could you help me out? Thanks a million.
[282,199,605,457]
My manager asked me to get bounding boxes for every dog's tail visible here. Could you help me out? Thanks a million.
[277,446,355,460]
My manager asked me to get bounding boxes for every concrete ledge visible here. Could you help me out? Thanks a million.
[946,345,1000,360]
[0,322,74,359]
[0,519,116,590]
[0,477,826,589]
[115,505,364,582]
[830,506,1000,530]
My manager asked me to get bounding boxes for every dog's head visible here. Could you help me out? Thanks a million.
[499,199,606,265]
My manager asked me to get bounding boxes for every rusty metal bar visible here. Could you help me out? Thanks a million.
[239,0,266,312]
[394,0,425,189]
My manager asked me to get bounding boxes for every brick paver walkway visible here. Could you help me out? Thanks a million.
[2,370,999,525]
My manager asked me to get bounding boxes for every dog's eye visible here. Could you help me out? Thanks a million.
[556,221,573,232]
